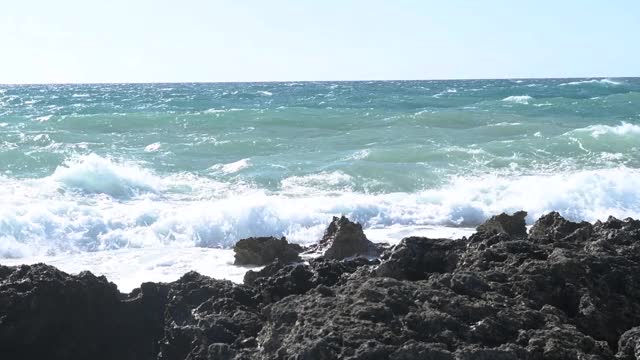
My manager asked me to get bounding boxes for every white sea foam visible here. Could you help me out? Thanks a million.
[0,248,251,293]
[144,142,162,152]
[343,149,370,161]
[281,171,353,194]
[50,154,163,198]
[559,79,622,86]
[573,122,640,138]
[257,91,273,96]
[488,122,522,127]
[502,95,533,104]
[209,158,251,174]
[2,155,640,260]
[432,89,457,98]
[35,115,53,122]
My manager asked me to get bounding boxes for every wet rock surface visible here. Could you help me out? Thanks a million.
[2,212,640,359]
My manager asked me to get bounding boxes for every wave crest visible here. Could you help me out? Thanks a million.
[2,166,640,258]
[502,95,533,104]
[559,79,622,86]
[51,154,163,199]
[572,122,640,139]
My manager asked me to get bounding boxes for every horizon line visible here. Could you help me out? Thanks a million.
[1,75,638,86]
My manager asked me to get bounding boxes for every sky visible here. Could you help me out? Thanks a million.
[0,0,638,84]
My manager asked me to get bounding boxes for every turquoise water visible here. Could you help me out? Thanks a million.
[1,78,640,258]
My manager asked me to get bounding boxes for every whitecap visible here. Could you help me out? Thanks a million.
[573,122,640,138]
[257,91,273,96]
[209,158,251,174]
[50,153,163,198]
[488,122,522,127]
[281,171,353,194]
[144,142,161,152]
[502,95,533,104]
[343,149,370,161]
[559,79,622,86]
[35,115,53,122]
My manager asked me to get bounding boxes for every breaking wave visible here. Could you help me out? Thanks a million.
[2,156,640,259]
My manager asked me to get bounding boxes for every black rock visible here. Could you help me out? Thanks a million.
[375,237,466,280]
[3,212,640,360]
[315,215,383,260]
[476,211,528,239]
[529,211,592,244]
[233,236,303,266]
[0,264,169,360]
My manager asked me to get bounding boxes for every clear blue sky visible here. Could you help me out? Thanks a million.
[1,0,638,83]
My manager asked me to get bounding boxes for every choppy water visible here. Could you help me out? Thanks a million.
[1,78,639,267]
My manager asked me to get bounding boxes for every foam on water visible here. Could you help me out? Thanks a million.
[1,80,640,285]
[2,154,640,260]
[210,158,251,174]
[559,79,622,86]
[502,95,533,104]
[0,248,250,293]
[144,142,162,152]
[573,122,640,139]
[51,154,163,198]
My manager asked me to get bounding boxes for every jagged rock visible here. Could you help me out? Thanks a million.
[529,211,592,244]
[157,272,260,360]
[233,236,303,266]
[375,237,466,280]
[618,327,640,360]
[3,212,640,360]
[245,257,379,304]
[316,215,383,260]
[476,211,528,239]
[0,264,169,360]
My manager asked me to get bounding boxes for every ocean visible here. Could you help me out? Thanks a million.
[1,78,639,291]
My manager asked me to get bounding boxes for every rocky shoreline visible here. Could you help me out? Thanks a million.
[2,212,640,359]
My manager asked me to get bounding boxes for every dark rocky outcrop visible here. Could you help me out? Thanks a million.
[233,236,302,265]
[2,212,640,359]
[0,264,169,360]
[475,211,528,238]
[311,215,384,260]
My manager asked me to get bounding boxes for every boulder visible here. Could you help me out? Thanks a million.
[233,236,303,266]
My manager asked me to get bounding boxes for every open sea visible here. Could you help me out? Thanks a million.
[1,78,639,291]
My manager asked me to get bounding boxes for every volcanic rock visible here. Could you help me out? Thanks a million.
[2,212,640,360]
[233,236,303,266]
[315,215,383,260]
[475,210,528,238]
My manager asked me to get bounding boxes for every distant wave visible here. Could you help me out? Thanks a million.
[502,95,533,104]
[488,122,522,127]
[572,122,640,139]
[209,158,251,174]
[343,149,370,161]
[559,79,622,86]
[144,142,161,152]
